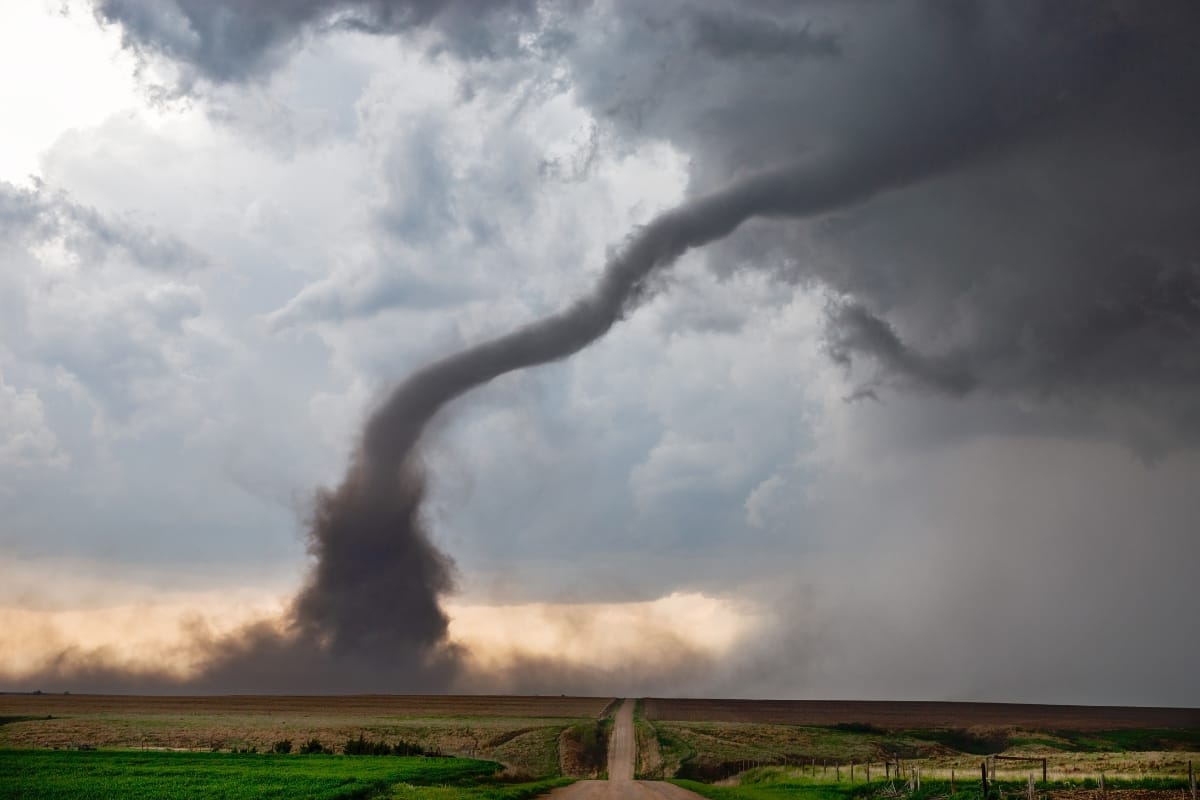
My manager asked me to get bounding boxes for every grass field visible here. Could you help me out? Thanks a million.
[638,700,1199,785]
[2,695,1196,797]
[672,770,1197,800]
[649,719,1200,784]
[0,748,569,800]
[0,695,615,779]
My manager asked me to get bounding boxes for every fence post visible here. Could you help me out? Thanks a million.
[867,763,871,782]
[1042,758,1047,784]
[1189,760,1195,800]
[887,761,891,779]
[917,765,921,791]
[1028,774,1035,800]
[981,760,989,798]
[852,762,855,782]
[837,761,841,782]
[951,766,956,795]
[1100,772,1106,799]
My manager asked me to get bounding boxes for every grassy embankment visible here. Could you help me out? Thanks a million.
[559,716,613,778]
[0,749,573,800]
[673,768,1195,800]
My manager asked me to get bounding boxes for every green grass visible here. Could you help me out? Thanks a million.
[671,770,872,800]
[0,748,506,800]
[654,723,697,777]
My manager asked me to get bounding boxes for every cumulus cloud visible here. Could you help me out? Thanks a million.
[0,180,205,274]
[0,373,67,472]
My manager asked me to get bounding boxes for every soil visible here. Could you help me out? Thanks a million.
[0,693,612,719]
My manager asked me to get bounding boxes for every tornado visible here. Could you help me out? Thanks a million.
[287,150,941,685]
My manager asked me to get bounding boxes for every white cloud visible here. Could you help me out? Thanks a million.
[0,3,146,185]
[0,373,67,472]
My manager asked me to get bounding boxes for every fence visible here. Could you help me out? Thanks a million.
[736,755,1199,800]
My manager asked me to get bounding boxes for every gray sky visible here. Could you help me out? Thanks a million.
[1,0,1198,705]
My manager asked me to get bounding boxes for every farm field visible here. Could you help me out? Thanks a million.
[671,771,1196,800]
[637,699,1200,786]
[0,694,616,779]
[641,700,1200,731]
[0,749,573,800]
[2,695,1197,799]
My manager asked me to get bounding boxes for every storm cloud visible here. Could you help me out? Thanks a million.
[3,1,1199,703]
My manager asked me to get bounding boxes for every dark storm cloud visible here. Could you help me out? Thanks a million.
[825,302,974,397]
[92,0,541,84]
[689,9,841,61]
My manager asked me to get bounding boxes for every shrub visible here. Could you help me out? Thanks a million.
[272,739,293,754]
[344,735,394,756]
[299,738,326,754]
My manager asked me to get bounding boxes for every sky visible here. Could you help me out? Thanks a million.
[1,0,1199,705]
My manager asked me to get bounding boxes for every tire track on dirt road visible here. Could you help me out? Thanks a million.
[545,699,705,799]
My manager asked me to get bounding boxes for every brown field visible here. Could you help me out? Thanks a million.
[0,693,613,719]
[0,694,616,778]
[641,699,1200,731]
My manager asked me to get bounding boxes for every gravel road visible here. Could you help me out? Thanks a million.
[544,699,706,800]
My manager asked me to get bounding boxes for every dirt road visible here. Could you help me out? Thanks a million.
[546,699,706,800]
[607,695,636,782]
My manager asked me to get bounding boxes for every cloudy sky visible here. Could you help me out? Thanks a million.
[2,0,1198,705]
